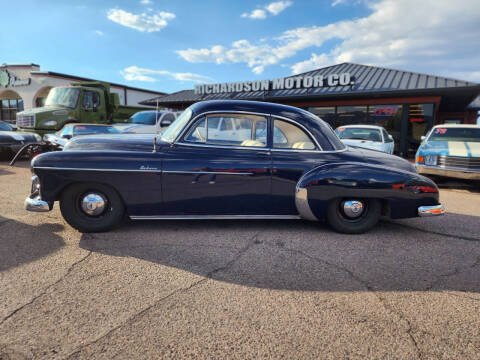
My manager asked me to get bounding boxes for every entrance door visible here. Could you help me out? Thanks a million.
[161,113,272,215]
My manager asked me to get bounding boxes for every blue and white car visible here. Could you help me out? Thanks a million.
[415,124,480,180]
[335,125,395,154]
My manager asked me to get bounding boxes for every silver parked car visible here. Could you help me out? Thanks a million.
[335,125,395,154]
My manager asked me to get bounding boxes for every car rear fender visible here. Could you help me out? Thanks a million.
[295,162,439,220]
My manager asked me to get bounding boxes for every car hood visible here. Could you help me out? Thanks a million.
[418,141,480,157]
[341,139,385,149]
[63,133,159,152]
[0,131,39,144]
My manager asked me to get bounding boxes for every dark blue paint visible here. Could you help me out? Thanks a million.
[31,100,440,219]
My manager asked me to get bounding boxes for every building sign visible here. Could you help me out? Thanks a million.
[372,105,398,116]
[194,73,354,95]
[0,70,31,88]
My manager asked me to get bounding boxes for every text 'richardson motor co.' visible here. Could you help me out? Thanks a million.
[194,73,355,95]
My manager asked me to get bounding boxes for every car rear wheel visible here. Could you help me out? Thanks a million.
[326,198,381,234]
[60,183,124,233]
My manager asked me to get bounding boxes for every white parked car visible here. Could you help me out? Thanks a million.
[335,125,395,154]
[117,110,181,134]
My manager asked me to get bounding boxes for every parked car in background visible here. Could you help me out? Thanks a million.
[44,124,121,149]
[117,110,180,134]
[415,124,480,180]
[25,100,444,234]
[0,121,41,159]
[335,125,395,154]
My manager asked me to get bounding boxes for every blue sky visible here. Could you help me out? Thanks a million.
[1,0,479,94]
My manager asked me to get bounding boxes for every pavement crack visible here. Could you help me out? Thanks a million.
[64,233,259,360]
[0,251,92,326]
[266,242,424,359]
[426,255,480,291]
[387,221,480,242]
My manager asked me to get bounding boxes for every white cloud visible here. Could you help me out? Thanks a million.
[95,30,104,36]
[178,0,480,79]
[140,0,152,4]
[265,1,293,15]
[241,1,292,19]
[107,8,175,32]
[121,66,213,83]
[241,9,268,19]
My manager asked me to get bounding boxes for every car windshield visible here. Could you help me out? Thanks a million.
[45,87,80,108]
[129,112,159,125]
[73,125,120,135]
[336,127,383,142]
[161,108,193,143]
[428,127,480,142]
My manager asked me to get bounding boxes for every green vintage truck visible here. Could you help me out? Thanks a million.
[16,82,151,135]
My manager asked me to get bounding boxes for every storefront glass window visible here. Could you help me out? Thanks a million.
[368,105,403,153]
[308,107,337,127]
[0,98,22,123]
[336,106,368,128]
[407,103,434,157]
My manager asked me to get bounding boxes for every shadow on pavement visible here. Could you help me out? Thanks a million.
[79,215,480,293]
[0,215,65,271]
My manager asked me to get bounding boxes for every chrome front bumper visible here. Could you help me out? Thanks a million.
[25,196,51,212]
[417,165,480,180]
[418,204,445,217]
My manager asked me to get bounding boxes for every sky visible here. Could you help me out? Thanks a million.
[1,0,480,94]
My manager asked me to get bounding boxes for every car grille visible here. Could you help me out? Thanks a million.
[16,114,35,128]
[438,156,480,171]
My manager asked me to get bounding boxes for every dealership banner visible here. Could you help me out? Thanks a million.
[194,72,355,95]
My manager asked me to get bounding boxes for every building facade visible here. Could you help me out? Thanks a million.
[141,63,480,158]
[0,63,165,124]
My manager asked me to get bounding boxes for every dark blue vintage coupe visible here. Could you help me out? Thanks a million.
[25,100,444,233]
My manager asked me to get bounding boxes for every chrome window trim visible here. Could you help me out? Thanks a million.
[172,110,348,154]
[130,214,301,220]
[176,141,271,151]
[33,166,162,173]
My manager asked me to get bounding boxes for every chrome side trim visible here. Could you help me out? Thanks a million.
[294,187,318,221]
[33,166,161,173]
[25,196,51,212]
[130,214,301,220]
[418,204,445,217]
[163,170,254,176]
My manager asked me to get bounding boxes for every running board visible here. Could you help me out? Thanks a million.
[130,215,302,220]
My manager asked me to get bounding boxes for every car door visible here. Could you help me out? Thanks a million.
[161,113,273,215]
[80,90,102,124]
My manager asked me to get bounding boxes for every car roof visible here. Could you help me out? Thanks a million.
[433,124,480,128]
[71,123,112,127]
[336,125,384,130]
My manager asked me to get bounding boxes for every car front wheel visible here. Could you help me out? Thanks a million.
[60,182,125,233]
[326,198,381,234]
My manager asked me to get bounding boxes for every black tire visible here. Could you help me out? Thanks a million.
[326,198,381,234]
[60,182,125,233]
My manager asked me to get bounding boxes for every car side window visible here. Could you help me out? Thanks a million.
[60,126,73,137]
[184,114,267,148]
[272,119,317,150]
[382,129,392,143]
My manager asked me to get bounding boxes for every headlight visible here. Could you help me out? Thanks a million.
[34,134,42,142]
[44,120,58,127]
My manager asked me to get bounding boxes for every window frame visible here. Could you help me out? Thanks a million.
[176,111,330,153]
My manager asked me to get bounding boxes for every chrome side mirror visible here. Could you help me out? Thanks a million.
[420,135,426,141]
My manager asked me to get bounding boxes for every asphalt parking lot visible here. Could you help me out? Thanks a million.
[1,160,479,360]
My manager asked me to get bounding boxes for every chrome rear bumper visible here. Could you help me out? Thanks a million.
[418,204,445,217]
[25,196,51,212]
[417,165,480,180]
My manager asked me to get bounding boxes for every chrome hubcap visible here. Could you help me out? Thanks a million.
[342,200,364,218]
[81,193,106,216]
